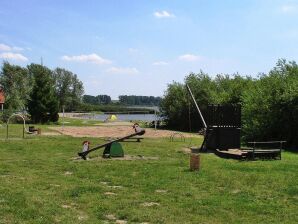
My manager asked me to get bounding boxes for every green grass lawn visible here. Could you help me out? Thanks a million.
[57,117,104,127]
[0,123,298,223]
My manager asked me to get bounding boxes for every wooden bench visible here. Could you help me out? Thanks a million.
[246,141,286,160]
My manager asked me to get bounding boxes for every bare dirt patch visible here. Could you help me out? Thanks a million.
[50,126,200,138]
[105,214,117,220]
[155,189,168,193]
[104,192,117,196]
[116,220,127,224]
[41,132,62,136]
[141,202,160,207]
[64,171,73,175]
[109,185,123,189]
[178,147,192,154]
[61,204,72,209]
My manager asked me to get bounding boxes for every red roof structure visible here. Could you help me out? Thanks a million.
[0,88,5,104]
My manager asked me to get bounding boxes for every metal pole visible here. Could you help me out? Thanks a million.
[62,105,65,131]
[154,109,157,130]
[186,84,207,129]
[280,141,282,160]
[253,142,256,160]
[23,118,25,139]
[6,123,8,140]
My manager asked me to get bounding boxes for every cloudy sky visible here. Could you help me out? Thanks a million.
[0,0,298,99]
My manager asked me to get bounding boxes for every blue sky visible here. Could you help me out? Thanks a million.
[0,0,298,99]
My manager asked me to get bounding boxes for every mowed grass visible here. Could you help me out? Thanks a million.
[0,124,298,223]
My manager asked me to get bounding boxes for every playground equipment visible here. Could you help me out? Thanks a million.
[104,114,117,122]
[78,124,145,160]
[186,84,241,151]
[186,84,284,160]
[5,113,41,139]
[170,132,185,142]
[6,113,26,139]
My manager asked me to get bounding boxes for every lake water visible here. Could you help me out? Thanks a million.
[80,113,158,122]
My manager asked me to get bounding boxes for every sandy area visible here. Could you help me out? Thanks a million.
[50,126,200,138]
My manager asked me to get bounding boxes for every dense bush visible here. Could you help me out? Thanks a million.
[242,60,298,148]
[160,59,298,148]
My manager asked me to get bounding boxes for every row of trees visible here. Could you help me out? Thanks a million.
[160,59,298,148]
[0,62,84,123]
[83,94,112,105]
[82,94,162,106]
[119,95,161,106]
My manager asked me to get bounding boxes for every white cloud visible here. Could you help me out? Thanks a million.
[12,46,24,51]
[281,4,298,13]
[178,54,202,62]
[0,52,28,61]
[61,53,111,64]
[0,43,24,51]
[153,61,169,66]
[106,67,139,75]
[154,10,175,18]
[0,44,11,51]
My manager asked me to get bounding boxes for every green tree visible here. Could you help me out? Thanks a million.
[69,74,84,111]
[97,95,111,104]
[0,61,31,111]
[160,81,189,130]
[53,68,84,111]
[27,64,59,123]
[83,95,97,104]
[242,59,298,147]
[214,74,253,104]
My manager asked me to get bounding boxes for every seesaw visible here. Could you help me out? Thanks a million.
[78,124,145,160]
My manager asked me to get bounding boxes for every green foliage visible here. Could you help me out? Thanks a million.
[53,68,84,111]
[83,94,111,105]
[119,95,161,106]
[160,81,189,130]
[27,64,59,123]
[0,62,85,123]
[242,59,298,148]
[214,74,254,104]
[161,71,250,131]
[0,61,32,111]
[161,59,298,148]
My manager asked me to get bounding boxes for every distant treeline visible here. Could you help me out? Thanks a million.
[160,59,298,149]
[119,95,161,106]
[83,95,111,105]
[83,94,161,106]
